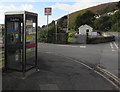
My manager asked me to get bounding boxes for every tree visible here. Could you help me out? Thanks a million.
[58,16,67,29]
[111,11,120,23]
[97,4,117,15]
[116,1,120,10]
[111,20,120,32]
[111,11,120,32]
[42,25,46,28]
[75,10,95,30]
[94,16,112,31]
[38,28,48,42]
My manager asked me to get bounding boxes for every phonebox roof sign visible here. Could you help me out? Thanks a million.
[6,16,22,22]
[45,8,52,15]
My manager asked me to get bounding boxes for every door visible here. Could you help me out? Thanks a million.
[6,21,23,71]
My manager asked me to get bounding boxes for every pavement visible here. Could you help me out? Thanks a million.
[2,52,118,91]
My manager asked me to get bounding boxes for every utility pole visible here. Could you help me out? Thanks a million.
[47,15,49,32]
[55,21,57,41]
[67,11,69,32]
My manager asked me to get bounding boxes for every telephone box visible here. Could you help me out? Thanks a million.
[5,11,38,74]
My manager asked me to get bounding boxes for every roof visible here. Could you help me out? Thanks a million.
[78,24,93,29]
[5,11,38,16]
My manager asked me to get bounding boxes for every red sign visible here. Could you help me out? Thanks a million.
[26,44,37,48]
[45,8,52,15]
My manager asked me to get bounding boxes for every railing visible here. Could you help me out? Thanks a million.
[0,48,4,68]
[0,29,4,68]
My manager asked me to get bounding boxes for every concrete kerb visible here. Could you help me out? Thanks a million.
[96,66,120,90]
[39,51,120,91]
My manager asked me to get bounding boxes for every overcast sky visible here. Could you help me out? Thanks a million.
[0,0,119,26]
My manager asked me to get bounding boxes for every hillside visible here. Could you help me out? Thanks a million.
[87,2,117,13]
[68,2,118,29]
[39,1,119,43]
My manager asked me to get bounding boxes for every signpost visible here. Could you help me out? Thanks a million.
[44,8,52,31]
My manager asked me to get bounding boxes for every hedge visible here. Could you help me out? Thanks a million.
[87,36,115,44]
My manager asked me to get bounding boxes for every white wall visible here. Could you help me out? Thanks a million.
[79,28,93,35]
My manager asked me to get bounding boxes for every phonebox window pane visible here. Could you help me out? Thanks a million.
[6,21,23,71]
[25,15,37,70]
[26,20,36,45]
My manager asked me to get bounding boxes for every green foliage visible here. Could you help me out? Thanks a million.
[38,24,68,43]
[68,31,76,36]
[94,16,112,31]
[111,11,120,23]
[75,10,95,30]
[97,4,117,15]
[47,25,56,43]
[68,29,78,35]
[67,30,78,43]
[68,37,75,43]
[58,16,67,29]
[38,24,56,43]
[38,2,119,42]
[54,2,118,33]
[38,28,48,42]
[116,1,120,10]
[94,11,120,32]
[111,20,120,32]
[69,9,87,29]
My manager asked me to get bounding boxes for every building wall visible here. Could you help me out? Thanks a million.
[79,28,93,35]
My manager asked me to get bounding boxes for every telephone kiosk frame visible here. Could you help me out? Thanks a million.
[5,11,38,75]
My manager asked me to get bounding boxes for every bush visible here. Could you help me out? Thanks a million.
[38,28,48,42]
[47,25,56,43]
[38,24,68,44]
[110,21,120,32]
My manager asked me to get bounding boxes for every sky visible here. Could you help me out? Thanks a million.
[0,0,119,27]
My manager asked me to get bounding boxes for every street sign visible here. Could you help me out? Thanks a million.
[45,8,52,15]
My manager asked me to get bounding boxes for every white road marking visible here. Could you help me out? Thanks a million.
[80,46,86,48]
[111,46,113,49]
[110,43,113,48]
[70,46,78,47]
[113,42,118,49]
[110,43,115,51]
[56,45,86,48]
[45,52,53,54]
[40,84,60,90]
[57,45,68,47]
[112,49,115,51]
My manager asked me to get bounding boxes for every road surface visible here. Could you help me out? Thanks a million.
[38,41,119,78]
[2,52,118,90]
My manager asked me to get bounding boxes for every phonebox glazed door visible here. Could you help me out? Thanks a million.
[5,15,23,71]
[25,15,37,70]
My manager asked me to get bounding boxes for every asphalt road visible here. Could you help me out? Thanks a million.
[2,32,119,90]
[38,41,119,77]
[2,52,118,90]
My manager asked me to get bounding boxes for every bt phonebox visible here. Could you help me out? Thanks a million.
[5,11,38,74]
